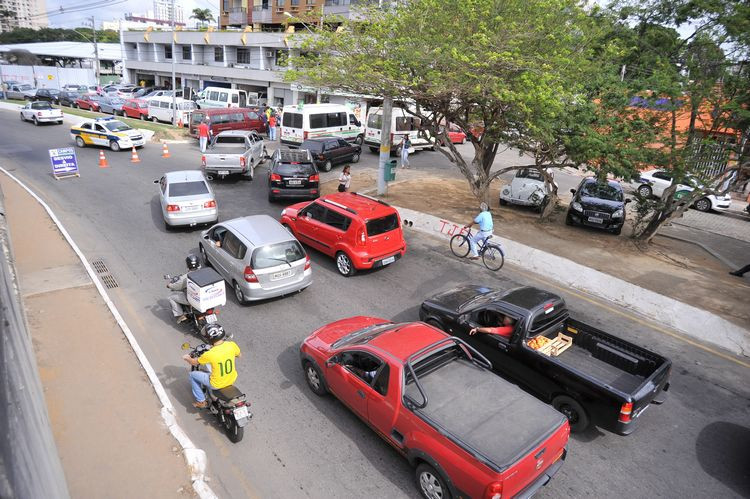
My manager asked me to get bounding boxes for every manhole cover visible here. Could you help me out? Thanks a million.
[91,259,118,288]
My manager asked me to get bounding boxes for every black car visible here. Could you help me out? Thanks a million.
[32,88,60,104]
[58,91,81,107]
[298,137,361,172]
[566,177,630,235]
[268,148,319,202]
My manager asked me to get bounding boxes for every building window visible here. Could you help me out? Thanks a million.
[290,0,299,5]
[214,47,224,62]
[277,0,284,6]
[182,46,191,60]
[164,45,172,60]
[237,48,250,64]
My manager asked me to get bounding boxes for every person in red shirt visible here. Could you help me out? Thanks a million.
[198,119,211,153]
[268,113,277,141]
[470,315,516,339]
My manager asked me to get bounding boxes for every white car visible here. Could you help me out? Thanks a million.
[634,169,731,212]
[155,170,218,230]
[70,117,146,151]
[499,168,557,210]
[20,101,63,125]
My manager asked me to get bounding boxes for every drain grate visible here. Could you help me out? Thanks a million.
[91,259,119,288]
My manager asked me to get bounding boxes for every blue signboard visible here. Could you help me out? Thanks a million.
[49,147,79,179]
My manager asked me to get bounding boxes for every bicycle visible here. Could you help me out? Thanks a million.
[450,228,505,271]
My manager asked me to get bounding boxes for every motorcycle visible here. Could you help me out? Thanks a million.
[182,342,251,443]
[164,273,221,341]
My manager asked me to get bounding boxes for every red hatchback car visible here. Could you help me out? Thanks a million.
[122,99,149,120]
[74,94,102,111]
[280,192,406,276]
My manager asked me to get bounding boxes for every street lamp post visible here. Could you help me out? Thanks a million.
[171,0,177,126]
[73,23,100,86]
[283,11,321,104]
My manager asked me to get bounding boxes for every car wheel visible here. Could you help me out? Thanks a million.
[164,220,172,232]
[552,395,589,433]
[694,197,711,212]
[415,463,451,499]
[637,185,652,198]
[281,223,295,236]
[499,198,508,206]
[32,116,38,126]
[351,152,360,163]
[369,146,379,154]
[19,113,25,121]
[268,193,276,203]
[612,225,622,235]
[303,361,328,396]
[425,319,444,331]
[199,244,211,267]
[233,281,247,305]
[109,140,120,152]
[335,252,356,277]
[75,136,85,148]
[152,116,158,123]
[565,212,575,226]
[140,113,146,121]
[322,160,333,172]
[355,134,364,145]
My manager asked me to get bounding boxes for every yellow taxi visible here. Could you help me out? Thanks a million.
[70,117,145,152]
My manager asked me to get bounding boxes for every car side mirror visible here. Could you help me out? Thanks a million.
[326,355,339,368]
[570,188,576,195]
[625,198,632,204]
[457,315,468,326]
[153,179,159,184]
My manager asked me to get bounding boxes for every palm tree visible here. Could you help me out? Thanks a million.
[190,8,215,28]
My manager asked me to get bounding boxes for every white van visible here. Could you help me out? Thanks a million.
[363,106,434,154]
[279,103,364,147]
[148,96,196,124]
[195,86,259,109]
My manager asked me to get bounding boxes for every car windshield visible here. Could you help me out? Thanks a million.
[275,163,315,176]
[104,121,131,132]
[332,322,399,349]
[20,84,32,90]
[580,182,623,201]
[251,241,306,269]
[168,181,209,197]
[366,214,399,236]
[31,101,52,109]
[48,89,60,95]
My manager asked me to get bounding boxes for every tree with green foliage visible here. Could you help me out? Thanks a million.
[190,8,215,28]
[0,27,119,44]
[287,0,650,215]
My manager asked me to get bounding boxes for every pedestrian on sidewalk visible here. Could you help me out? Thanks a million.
[730,263,750,277]
[198,119,210,153]
[338,165,351,192]
[268,113,277,141]
[400,135,411,169]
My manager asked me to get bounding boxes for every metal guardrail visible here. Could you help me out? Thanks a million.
[0,187,69,499]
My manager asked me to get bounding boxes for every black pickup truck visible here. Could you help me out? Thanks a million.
[419,285,672,434]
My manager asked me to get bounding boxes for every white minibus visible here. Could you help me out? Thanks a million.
[279,103,363,147]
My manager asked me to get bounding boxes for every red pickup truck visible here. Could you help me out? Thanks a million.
[300,317,570,499]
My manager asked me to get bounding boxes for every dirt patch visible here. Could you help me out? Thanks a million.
[324,175,750,327]
[152,127,190,143]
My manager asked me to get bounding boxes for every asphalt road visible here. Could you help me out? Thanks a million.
[1,109,748,499]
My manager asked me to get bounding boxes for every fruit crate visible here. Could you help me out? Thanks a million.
[537,333,573,357]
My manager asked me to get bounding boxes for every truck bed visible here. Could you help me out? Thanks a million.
[560,343,645,394]
[406,358,566,471]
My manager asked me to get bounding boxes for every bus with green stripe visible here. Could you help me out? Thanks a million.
[280,104,364,148]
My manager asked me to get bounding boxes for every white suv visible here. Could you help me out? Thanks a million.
[633,169,732,212]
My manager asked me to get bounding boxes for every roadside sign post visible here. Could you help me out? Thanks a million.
[49,147,80,180]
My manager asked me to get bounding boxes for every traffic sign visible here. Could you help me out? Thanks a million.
[49,147,79,180]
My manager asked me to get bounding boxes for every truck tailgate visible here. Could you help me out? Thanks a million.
[204,150,244,170]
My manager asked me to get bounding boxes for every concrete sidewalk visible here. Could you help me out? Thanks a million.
[0,175,196,498]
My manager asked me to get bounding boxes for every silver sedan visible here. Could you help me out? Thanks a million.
[155,170,218,230]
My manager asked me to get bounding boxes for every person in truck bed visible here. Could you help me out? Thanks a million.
[470,314,516,339]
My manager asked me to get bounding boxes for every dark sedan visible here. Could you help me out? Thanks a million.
[33,88,60,104]
[299,137,361,172]
[566,177,630,235]
[58,91,81,107]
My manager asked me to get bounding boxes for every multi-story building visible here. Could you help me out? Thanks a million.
[153,0,184,24]
[220,0,361,30]
[0,0,47,33]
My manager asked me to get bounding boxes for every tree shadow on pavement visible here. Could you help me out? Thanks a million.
[275,343,415,497]
[696,421,750,497]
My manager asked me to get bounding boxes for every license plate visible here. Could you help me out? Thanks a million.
[205,314,217,324]
[381,256,396,265]
[182,205,198,212]
[288,179,302,185]
[218,170,229,176]
[271,269,294,281]
[587,217,603,224]
[233,405,249,419]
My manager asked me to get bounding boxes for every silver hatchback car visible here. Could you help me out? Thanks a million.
[199,215,312,303]
[155,170,218,230]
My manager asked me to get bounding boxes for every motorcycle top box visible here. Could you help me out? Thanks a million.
[187,267,226,313]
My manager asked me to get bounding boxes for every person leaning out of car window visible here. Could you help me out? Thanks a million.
[338,165,352,192]
[470,315,516,339]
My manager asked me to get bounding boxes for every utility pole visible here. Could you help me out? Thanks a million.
[377,96,393,195]
[171,0,177,126]
[119,19,128,84]
[90,16,100,85]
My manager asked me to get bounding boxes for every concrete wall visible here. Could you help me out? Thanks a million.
[0,65,96,89]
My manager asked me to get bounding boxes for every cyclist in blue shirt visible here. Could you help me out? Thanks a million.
[464,202,493,260]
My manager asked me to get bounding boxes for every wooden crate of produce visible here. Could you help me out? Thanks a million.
[537,333,573,357]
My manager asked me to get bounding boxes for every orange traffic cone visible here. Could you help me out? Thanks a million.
[98,150,109,168]
[130,147,141,163]
[162,143,171,158]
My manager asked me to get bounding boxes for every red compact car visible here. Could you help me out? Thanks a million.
[122,99,149,120]
[280,192,406,276]
[441,124,466,144]
[300,317,570,499]
[74,94,102,111]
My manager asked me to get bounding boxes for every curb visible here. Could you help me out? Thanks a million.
[0,167,218,499]
[396,206,750,358]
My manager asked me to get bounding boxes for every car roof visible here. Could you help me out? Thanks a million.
[222,215,295,248]
[276,149,313,163]
[301,137,337,144]
[366,322,449,363]
[282,103,347,112]
[320,192,396,219]
[194,107,259,115]
[164,170,207,183]
[216,130,254,137]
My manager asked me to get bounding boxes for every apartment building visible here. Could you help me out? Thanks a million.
[221,0,361,30]
[0,0,47,33]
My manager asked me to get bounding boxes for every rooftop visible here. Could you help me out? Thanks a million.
[0,42,123,61]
